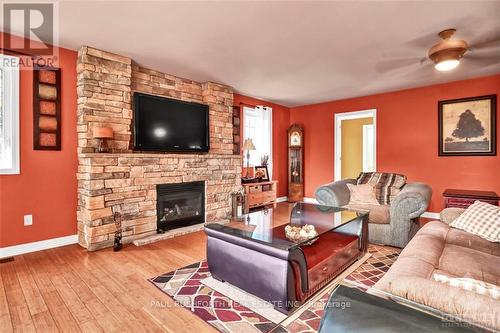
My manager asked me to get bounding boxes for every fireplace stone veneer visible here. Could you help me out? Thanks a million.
[76,46,242,251]
[78,153,241,250]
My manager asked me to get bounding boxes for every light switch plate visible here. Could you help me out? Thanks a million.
[24,215,33,226]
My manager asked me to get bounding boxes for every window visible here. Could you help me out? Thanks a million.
[0,55,20,174]
[243,106,272,177]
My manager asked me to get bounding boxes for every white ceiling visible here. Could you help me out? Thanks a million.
[8,1,500,106]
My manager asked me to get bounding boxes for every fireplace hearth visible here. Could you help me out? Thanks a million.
[157,181,205,232]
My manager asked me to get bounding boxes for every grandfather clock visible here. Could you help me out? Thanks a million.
[288,124,304,202]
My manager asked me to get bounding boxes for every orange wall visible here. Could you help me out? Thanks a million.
[233,94,290,197]
[290,74,500,212]
[0,34,78,247]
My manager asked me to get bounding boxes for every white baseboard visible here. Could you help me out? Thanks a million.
[303,197,319,204]
[0,234,78,259]
[421,212,440,220]
[276,196,288,203]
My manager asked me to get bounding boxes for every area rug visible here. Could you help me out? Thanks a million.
[149,244,401,333]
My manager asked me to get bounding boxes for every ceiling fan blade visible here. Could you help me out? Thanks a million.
[463,53,500,67]
[405,32,439,49]
[468,35,500,50]
[375,57,428,73]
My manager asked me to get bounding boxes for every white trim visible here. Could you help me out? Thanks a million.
[0,55,20,175]
[303,197,319,204]
[362,124,375,172]
[421,212,441,220]
[334,109,377,181]
[0,235,78,259]
[276,196,288,203]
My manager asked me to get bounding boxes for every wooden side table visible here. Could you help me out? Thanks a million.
[443,189,500,209]
[242,181,278,211]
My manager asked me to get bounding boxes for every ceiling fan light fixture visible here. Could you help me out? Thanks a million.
[435,59,460,71]
[427,29,468,72]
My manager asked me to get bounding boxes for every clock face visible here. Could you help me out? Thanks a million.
[290,132,301,146]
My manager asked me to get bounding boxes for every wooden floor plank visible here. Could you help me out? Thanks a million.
[45,249,129,333]
[24,252,83,333]
[50,247,160,333]
[13,256,49,315]
[0,271,14,333]
[0,261,36,332]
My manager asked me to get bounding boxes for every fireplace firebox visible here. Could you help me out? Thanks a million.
[156,181,205,232]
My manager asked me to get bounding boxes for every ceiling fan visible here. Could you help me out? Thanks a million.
[376,28,500,73]
[428,28,468,71]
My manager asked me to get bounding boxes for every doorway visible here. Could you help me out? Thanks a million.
[334,109,377,181]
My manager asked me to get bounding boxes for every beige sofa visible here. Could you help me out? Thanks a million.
[374,208,500,331]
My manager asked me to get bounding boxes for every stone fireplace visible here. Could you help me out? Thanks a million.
[76,46,242,251]
[156,181,205,232]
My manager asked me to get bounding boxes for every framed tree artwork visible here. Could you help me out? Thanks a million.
[438,95,496,156]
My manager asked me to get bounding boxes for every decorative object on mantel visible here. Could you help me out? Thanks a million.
[93,126,114,153]
[288,124,304,202]
[438,94,496,156]
[242,138,256,179]
[33,66,61,150]
[254,165,270,182]
[113,211,123,252]
[231,190,247,220]
[260,154,269,166]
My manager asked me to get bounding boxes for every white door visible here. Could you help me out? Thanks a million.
[334,109,377,181]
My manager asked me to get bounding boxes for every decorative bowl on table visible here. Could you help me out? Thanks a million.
[284,224,318,245]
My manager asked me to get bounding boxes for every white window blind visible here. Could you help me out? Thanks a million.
[0,55,20,175]
[243,106,272,177]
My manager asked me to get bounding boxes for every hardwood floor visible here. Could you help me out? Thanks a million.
[0,203,295,333]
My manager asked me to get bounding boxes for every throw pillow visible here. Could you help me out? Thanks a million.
[346,183,379,205]
[433,273,500,300]
[356,172,407,205]
[450,201,500,242]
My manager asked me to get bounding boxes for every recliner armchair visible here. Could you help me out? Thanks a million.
[315,178,432,248]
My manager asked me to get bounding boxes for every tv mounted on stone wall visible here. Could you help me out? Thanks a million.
[133,92,210,152]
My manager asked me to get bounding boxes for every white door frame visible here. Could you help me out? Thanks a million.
[334,109,377,181]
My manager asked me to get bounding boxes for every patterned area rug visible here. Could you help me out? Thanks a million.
[149,244,401,333]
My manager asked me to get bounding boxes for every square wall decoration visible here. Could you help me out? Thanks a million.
[438,94,497,156]
[33,67,61,150]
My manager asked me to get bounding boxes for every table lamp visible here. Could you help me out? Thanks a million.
[93,126,114,153]
[242,138,256,179]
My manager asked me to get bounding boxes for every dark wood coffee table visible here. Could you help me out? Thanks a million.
[204,202,368,313]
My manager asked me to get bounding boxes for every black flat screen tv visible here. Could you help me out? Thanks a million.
[133,92,209,152]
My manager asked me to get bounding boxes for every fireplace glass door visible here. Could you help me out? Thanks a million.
[157,181,205,232]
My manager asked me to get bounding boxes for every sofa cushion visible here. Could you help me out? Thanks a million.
[446,227,500,257]
[439,244,500,286]
[398,234,444,267]
[376,276,500,331]
[346,183,379,205]
[450,201,500,242]
[356,172,406,204]
[344,203,390,224]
